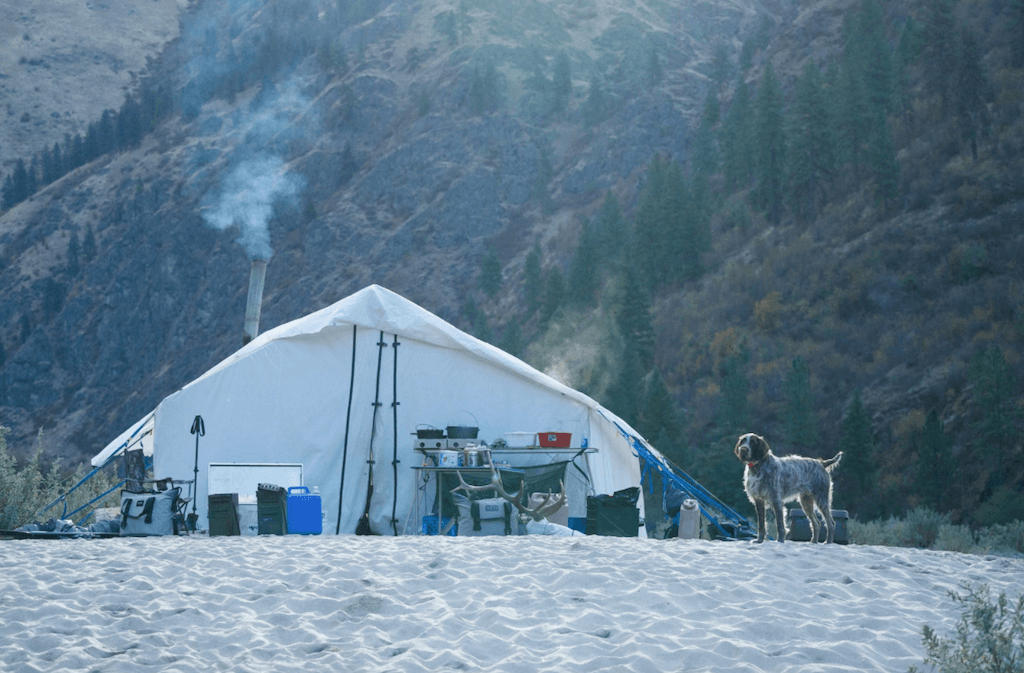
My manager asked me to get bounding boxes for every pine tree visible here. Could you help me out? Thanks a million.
[42,278,65,319]
[868,109,899,208]
[718,351,749,436]
[616,265,655,371]
[641,370,683,455]
[523,244,543,314]
[582,75,606,127]
[921,0,958,115]
[607,342,644,428]
[26,157,38,198]
[11,159,30,206]
[786,60,833,224]
[839,390,875,500]
[84,123,100,163]
[67,230,81,277]
[499,319,523,358]
[710,43,731,91]
[98,110,116,156]
[339,142,358,185]
[784,357,819,451]
[970,346,1019,479]
[593,191,626,265]
[954,27,989,161]
[539,267,565,326]
[720,78,754,193]
[692,92,720,179]
[437,10,457,46]
[50,142,63,183]
[552,52,572,113]
[1,174,14,210]
[832,57,871,183]
[1013,0,1024,68]
[754,62,786,225]
[631,156,676,289]
[480,246,502,298]
[82,225,98,263]
[915,410,954,512]
[470,65,486,115]
[567,218,599,307]
[646,47,663,89]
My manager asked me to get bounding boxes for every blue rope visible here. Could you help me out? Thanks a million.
[71,478,128,524]
[38,417,153,517]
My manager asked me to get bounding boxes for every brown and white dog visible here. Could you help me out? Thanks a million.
[734,433,842,544]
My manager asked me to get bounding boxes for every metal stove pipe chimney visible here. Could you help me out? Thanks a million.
[243,259,267,346]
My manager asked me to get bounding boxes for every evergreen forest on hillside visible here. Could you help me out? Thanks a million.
[464,0,1024,526]
[1,0,1022,533]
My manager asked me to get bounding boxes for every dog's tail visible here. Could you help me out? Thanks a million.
[822,451,843,472]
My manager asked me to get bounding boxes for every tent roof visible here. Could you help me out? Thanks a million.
[185,284,609,415]
[94,285,648,466]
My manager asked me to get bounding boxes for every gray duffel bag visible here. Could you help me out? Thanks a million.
[119,488,181,536]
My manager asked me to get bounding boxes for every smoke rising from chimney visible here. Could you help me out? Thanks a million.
[200,155,305,260]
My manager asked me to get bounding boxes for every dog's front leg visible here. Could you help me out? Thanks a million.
[771,497,786,543]
[755,500,767,543]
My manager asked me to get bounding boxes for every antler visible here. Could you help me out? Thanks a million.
[452,466,566,522]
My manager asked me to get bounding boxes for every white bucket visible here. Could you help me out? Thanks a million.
[529,492,569,527]
[238,499,258,536]
[438,450,460,467]
[677,499,700,539]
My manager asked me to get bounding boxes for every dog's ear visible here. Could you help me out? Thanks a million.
[752,435,769,461]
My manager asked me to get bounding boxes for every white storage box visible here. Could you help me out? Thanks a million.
[505,432,537,448]
[238,497,258,536]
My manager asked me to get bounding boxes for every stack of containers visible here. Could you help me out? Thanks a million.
[256,483,288,535]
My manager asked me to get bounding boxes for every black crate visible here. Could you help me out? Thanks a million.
[208,493,240,536]
[586,496,640,537]
[257,484,288,535]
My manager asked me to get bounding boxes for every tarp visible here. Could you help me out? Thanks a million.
[93,284,664,536]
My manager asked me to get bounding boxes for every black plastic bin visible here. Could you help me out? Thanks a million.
[208,493,240,536]
[586,488,640,537]
[257,483,288,535]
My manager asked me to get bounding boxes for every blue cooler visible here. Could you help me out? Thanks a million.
[287,486,322,535]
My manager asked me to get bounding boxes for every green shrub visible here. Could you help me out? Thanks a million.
[910,584,1024,673]
[977,522,1024,557]
[906,507,955,548]
[0,424,122,529]
[935,524,978,554]
[850,508,1024,558]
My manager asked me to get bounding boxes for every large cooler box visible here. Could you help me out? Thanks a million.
[286,486,322,535]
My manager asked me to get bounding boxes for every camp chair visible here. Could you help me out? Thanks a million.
[140,477,195,534]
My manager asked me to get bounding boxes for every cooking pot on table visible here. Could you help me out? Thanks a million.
[414,426,445,439]
[446,425,479,439]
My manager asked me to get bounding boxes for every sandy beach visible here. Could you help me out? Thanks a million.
[1,536,1021,672]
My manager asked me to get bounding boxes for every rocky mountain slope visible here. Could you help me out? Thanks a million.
[0,0,767,458]
[1,0,1021,525]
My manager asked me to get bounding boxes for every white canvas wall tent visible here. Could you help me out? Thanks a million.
[91,284,750,538]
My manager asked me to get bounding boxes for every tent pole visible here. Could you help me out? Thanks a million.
[390,334,401,536]
[355,331,386,535]
[189,415,204,531]
[336,325,358,535]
